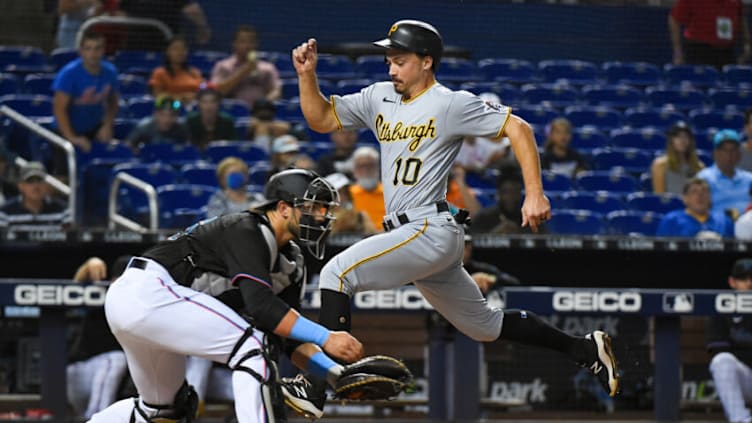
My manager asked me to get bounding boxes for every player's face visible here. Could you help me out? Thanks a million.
[385,50,431,96]
[79,38,105,69]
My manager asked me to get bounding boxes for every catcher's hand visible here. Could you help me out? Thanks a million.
[334,355,414,400]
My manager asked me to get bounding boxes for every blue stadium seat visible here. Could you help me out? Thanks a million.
[602,61,661,87]
[722,65,752,86]
[439,58,482,82]
[606,210,663,236]
[582,84,645,109]
[474,189,496,208]
[697,149,714,166]
[639,172,653,191]
[336,79,373,95]
[646,87,708,111]
[564,105,623,130]
[158,184,216,214]
[459,81,523,106]
[625,192,684,214]
[118,74,148,98]
[221,99,250,119]
[249,163,272,185]
[113,119,136,141]
[234,118,251,140]
[139,143,202,165]
[306,142,334,161]
[542,170,574,191]
[514,105,560,127]
[465,170,497,190]
[609,128,667,151]
[128,96,155,119]
[522,83,579,108]
[355,55,387,80]
[181,163,217,186]
[664,64,720,88]
[113,51,163,74]
[304,127,331,143]
[281,79,299,100]
[80,142,135,164]
[576,171,638,193]
[0,73,19,96]
[188,50,226,76]
[591,148,653,174]
[358,128,378,145]
[546,209,604,235]
[477,58,537,84]
[689,109,745,132]
[261,52,295,78]
[316,55,357,80]
[22,74,55,95]
[570,127,609,153]
[204,141,268,163]
[0,46,51,73]
[538,60,599,85]
[0,94,53,118]
[111,162,178,220]
[624,107,686,130]
[275,99,305,121]
[81,158,138,226]
[161,207,207,229]
[560,191,626,214]
[694,128,717,152]
[50,48,78,70]
[708,88,752,110]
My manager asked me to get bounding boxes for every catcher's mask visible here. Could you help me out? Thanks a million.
[259,169,339,260]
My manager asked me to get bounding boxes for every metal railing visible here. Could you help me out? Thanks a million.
[108,172,158,232]
[0,105,77,224]
[77,16,172,48]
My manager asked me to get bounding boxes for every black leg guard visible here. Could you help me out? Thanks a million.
[499,309,588,362]
[130,381,198,423]
[319,289,351,332]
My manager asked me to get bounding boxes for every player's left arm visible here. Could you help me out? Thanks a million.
[502,114,551,232]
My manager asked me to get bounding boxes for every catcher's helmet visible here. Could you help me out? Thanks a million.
[373,19,443,69]
[258,169,339,260]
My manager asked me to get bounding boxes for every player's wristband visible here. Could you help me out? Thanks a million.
[290,316,331,347]
[307,351,338,379]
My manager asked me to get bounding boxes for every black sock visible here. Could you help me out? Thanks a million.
[318,289,351,332]
[499,309,591,364]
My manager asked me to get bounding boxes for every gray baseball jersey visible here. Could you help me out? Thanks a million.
[331,81,511,213]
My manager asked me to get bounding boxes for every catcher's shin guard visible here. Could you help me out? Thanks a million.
[129,382,198,423]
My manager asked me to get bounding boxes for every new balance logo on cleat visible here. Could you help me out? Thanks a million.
[281,374,326,420]
[584,330,619,397]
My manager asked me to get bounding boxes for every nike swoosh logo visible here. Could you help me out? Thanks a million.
[382,97,396,103]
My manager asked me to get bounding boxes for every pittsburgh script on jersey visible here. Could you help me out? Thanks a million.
[375,114,436,151]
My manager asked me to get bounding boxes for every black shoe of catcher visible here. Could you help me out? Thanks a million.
[280,374,326,420]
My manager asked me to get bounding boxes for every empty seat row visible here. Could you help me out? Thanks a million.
[546,209,664,236]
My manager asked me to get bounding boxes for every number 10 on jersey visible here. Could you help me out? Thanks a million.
[392,157,423,186]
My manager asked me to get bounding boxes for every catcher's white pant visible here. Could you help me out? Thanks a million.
[319,209,504,342]
[710,352,752,423]
[89,258,268,423]
[186,356,234,403]
[67,350,127,419]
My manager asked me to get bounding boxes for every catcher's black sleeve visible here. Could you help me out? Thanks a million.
[707,315,732,355]
[237,279,291,333]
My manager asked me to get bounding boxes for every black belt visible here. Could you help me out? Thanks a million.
[383,201,450,232]
[128,257,149,270]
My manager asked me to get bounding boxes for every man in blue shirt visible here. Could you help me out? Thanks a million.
[52,31,120,154]
[696,129,752,219]
[656,177,734,238]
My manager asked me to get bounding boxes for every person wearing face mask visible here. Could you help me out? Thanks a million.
[205,156,264,218]
[347,146,385,232]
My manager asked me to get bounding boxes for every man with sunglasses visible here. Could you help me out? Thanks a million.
[88,169,364,423]
[125,96,189,151]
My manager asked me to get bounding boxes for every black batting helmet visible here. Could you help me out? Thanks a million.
[258,169,339,260]
[373,19,443,70]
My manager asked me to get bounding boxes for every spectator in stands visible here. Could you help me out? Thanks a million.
[56,0,100,49]
[473,166,540,235]
[52,31,119,156]
[697,129,752,219]
[739,108,752,171]
[669,0,752,69]
[656,177,734,239]
[706,257,752,423]
[269,134,302,176]
[205,156,262,218]
[540,117,588,178]
[0,162,70,229]
[446,165,482,215]
[125,96,189,150]
[186,86,237,150]
[455,93,510,174]
[149,36,204,103]
[651,122,705,194]
[119,0,211,46]
[211,25,282,109]
[67,255,129,420]
[247,98,290,151]
[348,146,385,232]
[317,128,358,178]
[325,172,378,235]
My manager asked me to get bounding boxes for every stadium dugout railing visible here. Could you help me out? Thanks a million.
[0,105,76,224]
[76,16,172,49]
[108,171,159,232]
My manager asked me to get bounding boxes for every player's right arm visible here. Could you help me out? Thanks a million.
[292,38,339,133]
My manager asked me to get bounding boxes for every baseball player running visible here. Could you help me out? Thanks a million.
[88,169,364,423]
[288,19,619,416]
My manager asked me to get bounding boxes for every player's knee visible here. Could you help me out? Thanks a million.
[710,351,738,374]
[318,260,350,294]
[227,328,265,374]
[465,325,501,342]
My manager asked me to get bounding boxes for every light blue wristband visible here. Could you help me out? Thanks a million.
[307,351,338,379]
[289,316,331,346]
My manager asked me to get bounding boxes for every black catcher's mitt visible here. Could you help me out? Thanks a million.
[334,355,414,400]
